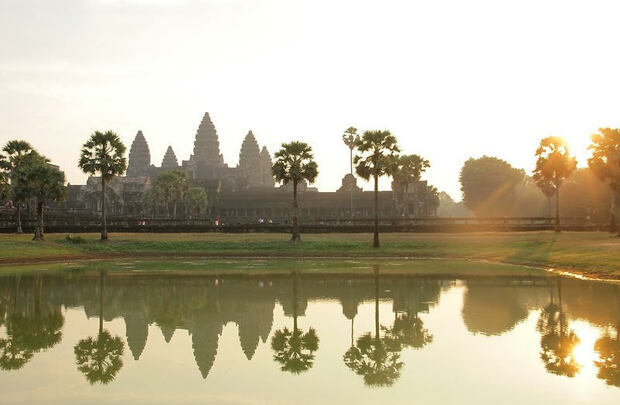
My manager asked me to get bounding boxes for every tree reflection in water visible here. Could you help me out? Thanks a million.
[343,266,403,387]
[74,271,125,384]
[538,278,580,377]
[271,271,319,374]
[594,326,619,387]
[0,275,64,371]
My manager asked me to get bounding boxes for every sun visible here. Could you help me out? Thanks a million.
[570,321,602,374]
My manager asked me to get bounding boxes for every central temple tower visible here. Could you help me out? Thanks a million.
[190,112,224,167]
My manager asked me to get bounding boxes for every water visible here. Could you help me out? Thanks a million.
[0,261,618,404]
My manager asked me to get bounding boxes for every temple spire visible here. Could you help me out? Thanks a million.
[127,130,151,177]
[238,131,261,185]
[161,146,179,169]
[259,146,275,187]
[191,112,224,166]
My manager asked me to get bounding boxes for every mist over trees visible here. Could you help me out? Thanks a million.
[447,156,616,223]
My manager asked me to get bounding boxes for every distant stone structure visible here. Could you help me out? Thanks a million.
[64,112,438,222]
[126,130,150,177]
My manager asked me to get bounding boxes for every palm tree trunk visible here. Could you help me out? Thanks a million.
[33,201,44,241]
[16,203,23,234]
[610,190,616,234]
[101,177,108,241]
[547,196,552,219]
[374,266,380,339]
[292,271,299,331]
[292,179,300,242]
[99,270,105,335]
[555,185,560,233]
[373,174,379,248]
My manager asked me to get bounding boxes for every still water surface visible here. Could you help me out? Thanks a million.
[0,261,618,404]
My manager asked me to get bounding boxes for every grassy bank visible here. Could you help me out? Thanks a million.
[0,232,618,278]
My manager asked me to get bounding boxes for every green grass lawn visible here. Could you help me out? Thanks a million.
[0,231,618,278]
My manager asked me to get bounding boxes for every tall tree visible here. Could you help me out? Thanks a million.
[459,156,524,217]
[185,187,207,218]
[533,137,577,232]
[354,130,400,247]
[532,172,556,219]
[392,154,430,216]
[272,142,319,242]
[78,131,127,240]
[588,128,620,234]
[152,170,189,218]
[11,154,65,241]
[342,127,359,175]
[0,140,36,233]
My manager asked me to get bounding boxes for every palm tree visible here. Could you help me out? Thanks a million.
[588,128,620,234]
[342,127,359,175]
[533,172,556,220]
[272,142,319,242]
[185,187,207,218]
[0,140,36,233]
[392,154,430,216]
[11,153,65,241]
[152,170,188,218]
[271,271,320,374]
[78,131,127,241]
[533,137,577,232]
[354,130,400,247]
[74,271,125,385]
[343,266,403,386]
[342,127,360,217]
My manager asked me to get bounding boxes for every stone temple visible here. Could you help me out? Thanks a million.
[65,112,439,222]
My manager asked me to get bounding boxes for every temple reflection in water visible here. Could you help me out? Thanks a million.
[0,269,618,389]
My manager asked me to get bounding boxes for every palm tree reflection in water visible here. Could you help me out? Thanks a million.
[538,278,580,377]
[343,266,404,387]
[74,271,125,385]
[271,271,319,374]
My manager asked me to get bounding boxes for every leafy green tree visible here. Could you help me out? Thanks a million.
[185,186,207,217]
[143,186,165,218]
[271,271,319,373]
[342,127,359,175]
[392,154,430,216]
[0,140,36,233]
[343,266,403,386]
[354,130,400,247]
[152,170,188,218]
[588,128,620,233]
[272,142,319,242]
[78,131,127,240]
[11,153,65,241]
[459,156,524,217]
[533,137,577,232]
[391,313,433,349]
[0,171,9,203]
[74,271,125,385]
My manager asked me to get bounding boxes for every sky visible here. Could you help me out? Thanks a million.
[2,0,620,200]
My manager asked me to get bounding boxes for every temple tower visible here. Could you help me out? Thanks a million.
[191,112,224,167]
[161,146,179,169]
[238,131,261,185]
[259,146,275,187]
[126,130,151,177]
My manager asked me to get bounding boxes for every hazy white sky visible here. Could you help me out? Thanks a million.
[2,0,619,199]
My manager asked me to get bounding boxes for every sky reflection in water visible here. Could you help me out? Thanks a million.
[0,265,618,404]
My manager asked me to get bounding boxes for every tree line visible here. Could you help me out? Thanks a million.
[456,130,619,233]
[1,126,618,241]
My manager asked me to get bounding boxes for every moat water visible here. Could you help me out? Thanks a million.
[0,260,618,404]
